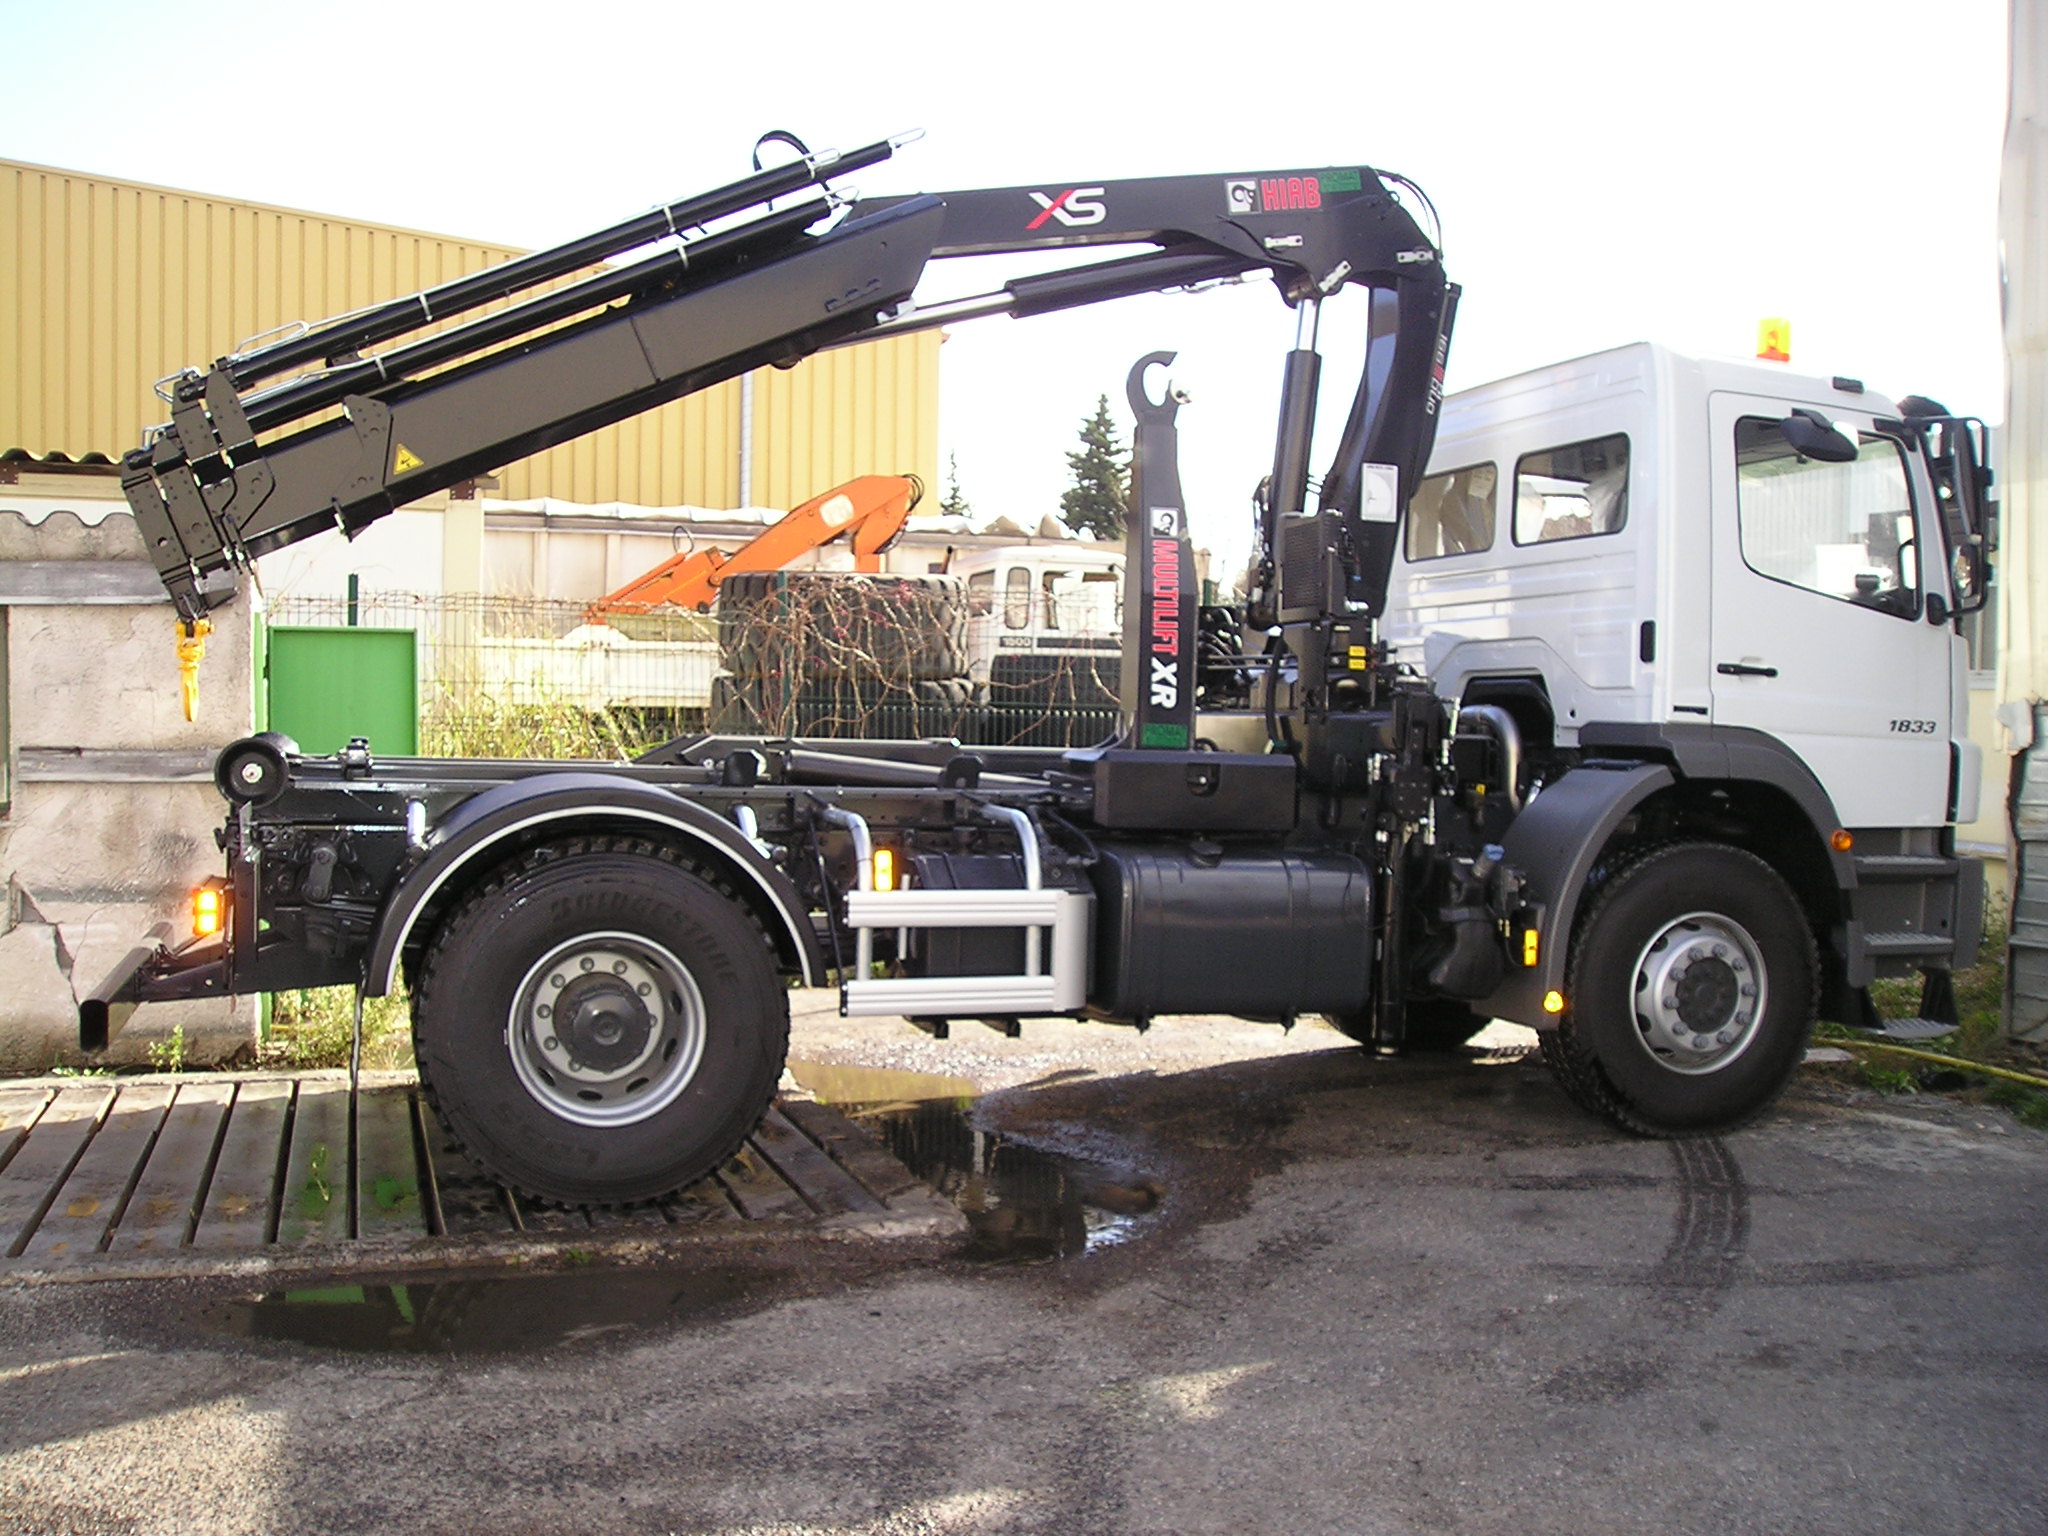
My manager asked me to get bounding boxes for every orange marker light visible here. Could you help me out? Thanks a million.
[192,885,224,938]
[1542,989,1567,1015]
[1522,929,1540,967]
[1831,829,1854,852]
[872,847,896,892]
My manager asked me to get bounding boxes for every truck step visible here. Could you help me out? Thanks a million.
[1852,855,1960,882]
[1859,930,1956,958]
[1851,1017,1958,1042]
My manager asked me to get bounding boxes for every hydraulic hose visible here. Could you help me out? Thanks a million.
[1819,1034,2048,1092]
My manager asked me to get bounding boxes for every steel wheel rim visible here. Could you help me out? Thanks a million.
[507,931,706,1127]
[1628,910,1768,1076]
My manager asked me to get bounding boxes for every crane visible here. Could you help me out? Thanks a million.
[583,474,923,622]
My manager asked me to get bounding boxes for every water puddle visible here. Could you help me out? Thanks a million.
[205,1264,778,1356]
[207,1063,1163,1353]
[788,1060,978,1106]
[790,1060,1165,1262]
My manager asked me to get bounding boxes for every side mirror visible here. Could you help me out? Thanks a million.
[1915,413,1996,615]
[1950,541,1989,615]
[1780,408,1859,463]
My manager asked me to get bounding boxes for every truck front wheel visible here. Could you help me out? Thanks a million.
[412,837,789,1206]
[1546,843,1815,1134]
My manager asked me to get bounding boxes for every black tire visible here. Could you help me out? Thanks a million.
[412,836,789,1206]
[1330,998,1491,1052]
[1544,842,1815,1135]
[708,674,752,732]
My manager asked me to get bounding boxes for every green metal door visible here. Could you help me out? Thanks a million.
[265,625,418,755]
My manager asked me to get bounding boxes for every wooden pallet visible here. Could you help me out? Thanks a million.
[0,1074,955,1278]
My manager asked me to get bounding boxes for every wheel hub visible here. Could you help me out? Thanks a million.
[553,971,654,1074]
[1630,913,1767,1075]
[509,933,707,1126]
[1672,957,1740,1029]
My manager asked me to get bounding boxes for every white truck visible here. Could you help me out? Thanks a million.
[956,541,1124,709]
[92,136,1996,1205]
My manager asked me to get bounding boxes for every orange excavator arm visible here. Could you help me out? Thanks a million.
[585,473,922,620]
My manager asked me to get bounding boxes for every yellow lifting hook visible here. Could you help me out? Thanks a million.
[175,617,212,722]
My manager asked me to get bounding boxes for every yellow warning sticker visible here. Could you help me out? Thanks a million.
[393,444,425,474]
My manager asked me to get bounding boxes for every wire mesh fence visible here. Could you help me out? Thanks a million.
[266,589,1124,759]
[266,592,716,756]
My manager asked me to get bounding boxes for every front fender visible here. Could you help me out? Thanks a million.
[362,773,822,994]
[1475,761,1674,1028]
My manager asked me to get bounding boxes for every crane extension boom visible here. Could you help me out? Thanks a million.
[122,135,1453,638]
[583,473,922,621]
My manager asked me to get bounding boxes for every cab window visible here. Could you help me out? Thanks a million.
[1406,462,1498,560]
[1004,567,1031,630]
[1735,417,1919,618]
[1040,571,1065,629]
[1513,435,1630,544]
[966,570,994,617]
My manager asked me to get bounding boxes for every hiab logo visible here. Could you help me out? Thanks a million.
[1223,176,1325,213]
[1026,187,1106,229]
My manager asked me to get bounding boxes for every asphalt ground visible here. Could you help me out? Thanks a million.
[2,1003,2044,1535]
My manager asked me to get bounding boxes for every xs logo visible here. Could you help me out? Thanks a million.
[1026,187,1106,230]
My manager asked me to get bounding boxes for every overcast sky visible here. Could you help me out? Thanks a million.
[0,0,2012,571]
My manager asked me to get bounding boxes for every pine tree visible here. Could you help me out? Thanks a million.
[1059,394,1128,541]
[938,452,972,518]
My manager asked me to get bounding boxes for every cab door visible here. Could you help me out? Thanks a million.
[1707,392,1950,828]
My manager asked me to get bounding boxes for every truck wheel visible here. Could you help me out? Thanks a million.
[412,836,788,1206]
[1547,843,1815,1134]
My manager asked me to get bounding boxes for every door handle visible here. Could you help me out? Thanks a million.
[1716,662,1779,678]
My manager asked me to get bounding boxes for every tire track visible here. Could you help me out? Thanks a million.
[1649,1136,1750,1321]
[1532,1136,1751,1403]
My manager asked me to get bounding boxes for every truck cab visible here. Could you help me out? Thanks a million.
[1385,342,1986,1016]
[955,543,1123,705]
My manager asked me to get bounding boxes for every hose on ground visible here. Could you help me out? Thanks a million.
[1818,1034,2048,1092]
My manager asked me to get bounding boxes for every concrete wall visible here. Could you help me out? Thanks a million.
[0,481,258,1069]
[2000,0,2046,1038]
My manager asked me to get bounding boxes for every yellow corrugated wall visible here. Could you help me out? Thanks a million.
[0,158,939,507]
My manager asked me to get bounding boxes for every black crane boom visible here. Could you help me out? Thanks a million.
[122,137,1453,628]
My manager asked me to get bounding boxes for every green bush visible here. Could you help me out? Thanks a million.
[263,987,413,1071]
[419,695,664,760]
[1858,1062,1917,1095]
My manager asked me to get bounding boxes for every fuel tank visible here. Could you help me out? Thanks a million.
[1089,843,1373,1018]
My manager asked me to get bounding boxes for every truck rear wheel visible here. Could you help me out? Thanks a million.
[1546,843,1815,1134]
[412,837,788,1206]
